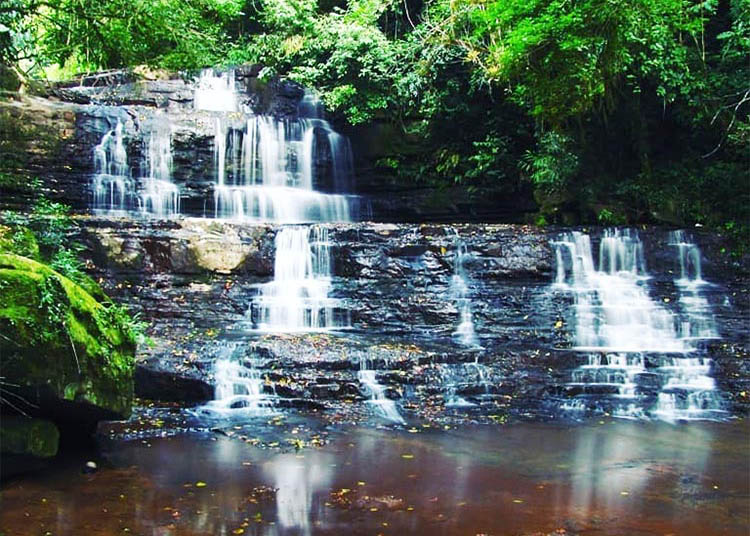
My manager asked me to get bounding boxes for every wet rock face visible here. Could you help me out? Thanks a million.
[78,219,562,413]
[77,218,750,421]
[0,70,327,217]
[1,70,534,222]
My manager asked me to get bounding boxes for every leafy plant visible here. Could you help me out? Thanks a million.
[99,303,149,345]
[520,132,579,192]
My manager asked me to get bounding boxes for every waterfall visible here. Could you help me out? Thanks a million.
[668,230,718,340]
[89,69,356,220]
[194,69,238,112]
[553,229,726,421]
[211,116,352,223]
[249,226,349,332]
[193,69,355,223]
[449,229,478,346]
[92,116,179,216]
[92,120,132,213]
[193,342,277,420]
[651,231,724,421]
[555,229,684,352]
[138,113,179,217]
[358,359,405,424]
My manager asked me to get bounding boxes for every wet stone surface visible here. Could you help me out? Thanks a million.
[69,218,750,423]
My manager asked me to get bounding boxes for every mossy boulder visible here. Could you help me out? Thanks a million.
[0,253,135,427]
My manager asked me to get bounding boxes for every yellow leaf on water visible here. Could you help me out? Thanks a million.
[232,529,245,535]
[195,481,207,488]
[512,499,523,504]
[401,454,414,459]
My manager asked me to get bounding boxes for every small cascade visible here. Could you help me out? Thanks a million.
[449,230,478,346]
[195,69,354,223]
[194,69,238,112]
[92,120,133,212]
[138,114,179,216]
[669,230,718,340]
[92,116,179,216]
[211,115,352,222]
[651,231,724,421]
[358,359,405,424]
[554,229,683,352]
[249,226,349,332]
[193,342,277,420]
[553,229,726,421]
[438,359,491,408]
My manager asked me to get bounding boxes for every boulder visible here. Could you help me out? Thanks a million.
[0,254,136,433]
[0,416,60,478]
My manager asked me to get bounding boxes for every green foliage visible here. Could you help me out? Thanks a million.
[1,194,86,281]
[50,246,86,283]
[1,0,747,229]
[227,0,403,124]
[28,198,73,252]
[2,0,245,75]
[520,132,579,192]
[37,273,67,341]
[100,303,148,346]
[0,176,146,347]
[0,254,135,417]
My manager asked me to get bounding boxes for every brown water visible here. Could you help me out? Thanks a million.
[2,418,748,535]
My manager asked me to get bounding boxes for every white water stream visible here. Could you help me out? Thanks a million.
[553,229,725,421]
[249,226,348,332]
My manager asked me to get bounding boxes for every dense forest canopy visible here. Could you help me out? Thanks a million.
[1,0,748,234]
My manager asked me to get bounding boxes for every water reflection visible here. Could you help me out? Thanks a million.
[1,420,747,536]
[264,453,333,535]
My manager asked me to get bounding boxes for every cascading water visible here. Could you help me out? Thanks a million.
[194,69,354,223]
[669,230,719,340]
[138,113,179,216]
[449,230,478,346]
[92,116,179,216]
[194,69,238,112]
[651,231,724,421]
[92,120,132,213]
[193,341,277,420]
[249,226,349,332]
[554,229,683,352]
[211,116,351,222]
[553,229,725,421]
[438,359,491,408]
[89,69,356,222]
[358,359,405,424]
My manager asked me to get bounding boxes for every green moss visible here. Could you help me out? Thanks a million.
[0,253,135,418]
[0,417,59,458]
[0,224,41,259]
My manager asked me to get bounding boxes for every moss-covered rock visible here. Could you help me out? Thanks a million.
[0,223,40,259]
[0,417,59,458]
[0,253,135,422]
